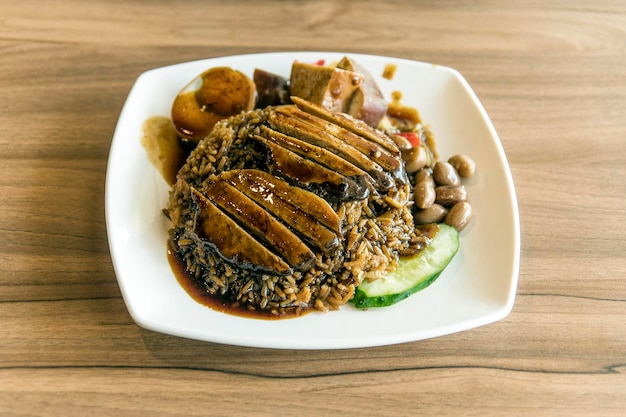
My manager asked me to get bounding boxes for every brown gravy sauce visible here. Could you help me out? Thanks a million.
[141,116,189,186]
[167,248,309,320]
[382,63,397,80]
[388,90,422,125]
[167,223,439,320]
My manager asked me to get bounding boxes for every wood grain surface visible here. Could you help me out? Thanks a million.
[1,1,625,416]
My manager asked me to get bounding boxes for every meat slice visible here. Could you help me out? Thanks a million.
[203,178,316,272]
[291,96,399,155]
[336,56,388,128]
[252,134,369,202]
[259,125,368,179]
[276,105,402,174]
[190,188,292,275]
[222,169,340,254]
[268,109,394,190]
[225,169,341,235]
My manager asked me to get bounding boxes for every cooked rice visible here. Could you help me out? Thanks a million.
[166,108,419,316]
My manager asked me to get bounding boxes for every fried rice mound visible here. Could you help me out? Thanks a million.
[166,108,425,316]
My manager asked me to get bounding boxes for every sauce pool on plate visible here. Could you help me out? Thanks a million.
[167,249,309,320]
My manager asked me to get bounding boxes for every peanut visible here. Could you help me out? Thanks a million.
[445,201,472,231]
[414,204,448,225]
[448,154,476,178]
[433,161,461,186]
[413,177,436,209]
[435,185,467,207]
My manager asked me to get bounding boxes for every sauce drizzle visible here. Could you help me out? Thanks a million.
[167,248,309,320]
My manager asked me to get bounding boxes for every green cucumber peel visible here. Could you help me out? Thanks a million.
[351,223,459,309]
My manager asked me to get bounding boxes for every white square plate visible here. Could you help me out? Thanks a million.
[105,52,520,349]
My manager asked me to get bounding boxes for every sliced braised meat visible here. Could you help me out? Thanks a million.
[291,96,399,155]
[259,125,368,179]
[268,110,394,191]
[275,105,402,174]
[190,188,292,275]
[223,168,341,235]
[203,178,316,272]
[253,132,373,202]
[222,169,340,254]
[252,135,369,202]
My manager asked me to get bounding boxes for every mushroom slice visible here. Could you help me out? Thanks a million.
[203,178,316,272]
[223,169,340,254]
[291,96,399,154]
[268,110,394,190]
[252,134,369,202]
[276,105,402,173]
[190,188,292,275]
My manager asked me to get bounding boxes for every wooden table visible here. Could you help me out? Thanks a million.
[1,1,624,415]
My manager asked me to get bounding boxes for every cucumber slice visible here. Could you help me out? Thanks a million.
[351,223,459,308]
